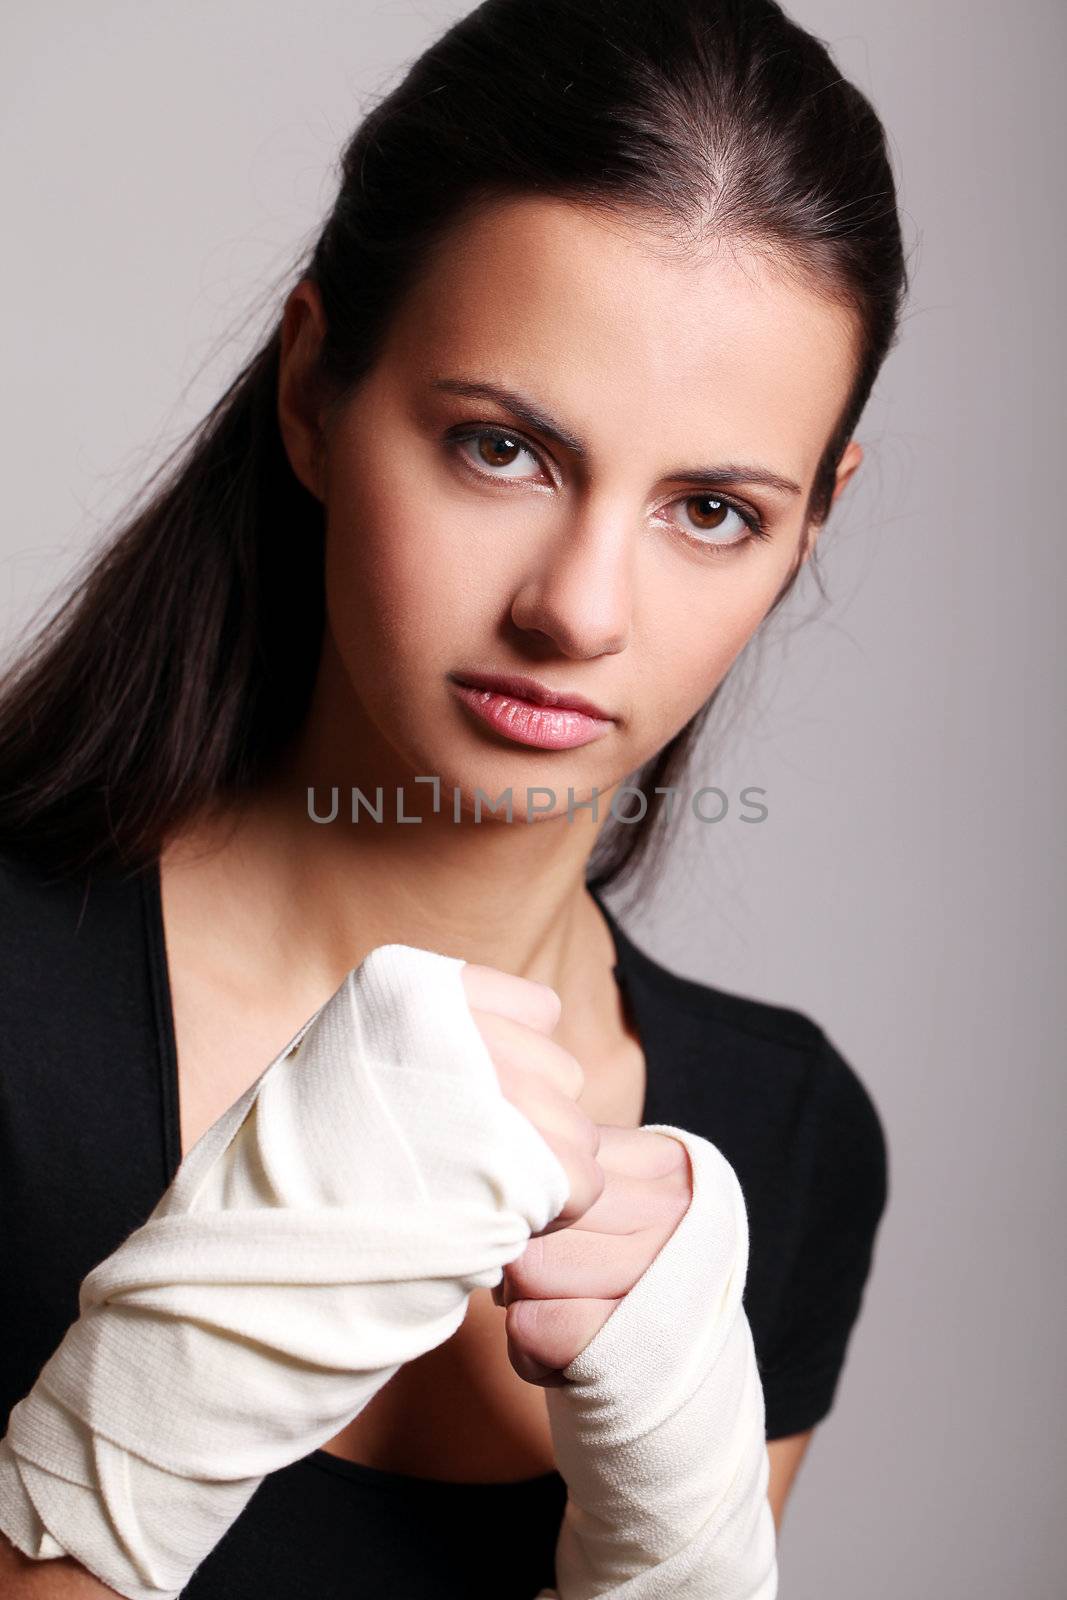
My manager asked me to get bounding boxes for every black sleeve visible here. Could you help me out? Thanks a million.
[759,1031,890,1440]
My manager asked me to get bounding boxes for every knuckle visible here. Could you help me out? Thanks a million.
[506,1234,546,1295]
[557,1048,586,1098]
[586,1152,608,1207]
[504,1294,544,1351]
[528,980,563,1030]
[578,1122,601,1169]
[505,1294,566,1359]
[539,1040,584,1098]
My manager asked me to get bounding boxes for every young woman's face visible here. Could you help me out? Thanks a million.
[294,195,861,818]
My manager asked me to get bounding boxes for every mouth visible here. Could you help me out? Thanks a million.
[450,669,614,721]
[447,669,616,751]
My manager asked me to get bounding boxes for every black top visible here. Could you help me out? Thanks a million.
[0,848,889,1598]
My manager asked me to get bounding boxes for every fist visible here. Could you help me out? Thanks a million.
[493,1125,693,1385]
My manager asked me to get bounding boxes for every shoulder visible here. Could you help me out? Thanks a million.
[639,948,832,1055]
[614,921,891,1433]
[798,1024,889,1212]
[0,847,87,1001]
[0,849,171,1433]
[0,844,97,946]
[603,895,830,1061]
[0,843,149,938]
[0,844,170,1204]
[610,912,888,1226]
[614,905,882,1103]
[0,843,163,1065]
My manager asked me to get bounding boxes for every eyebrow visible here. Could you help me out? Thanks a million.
[431,376,804,498]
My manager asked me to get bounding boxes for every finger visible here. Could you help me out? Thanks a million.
[505,1338,572,1388]
[532,1130,686,1238]
[501,1223,669,1302]
[592,1125,691,1178]
[535,1144,606,1235]
[470,1008,585,1101]
[460,963,561,1035]
[506,1295,620,1379]
[576,1162,691,1235]
[525,1153,688,1246]
[492,1061,599,1157]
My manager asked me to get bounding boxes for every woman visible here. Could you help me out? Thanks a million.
[0,0,902,1593]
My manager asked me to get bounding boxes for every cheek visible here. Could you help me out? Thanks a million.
[627,551,795,749]
[323,462,479,664]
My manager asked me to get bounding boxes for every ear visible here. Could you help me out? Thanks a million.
[799,439,864,563]
[277,279,330,502]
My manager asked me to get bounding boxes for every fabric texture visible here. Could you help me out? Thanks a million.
[538,1129,777,1599]
[0,944,570,1596]
[0,939,775,1600]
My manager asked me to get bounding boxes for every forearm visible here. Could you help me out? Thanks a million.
[0,944,570,1599]
[542,1125,777,1599]
[1,1531,118,1598]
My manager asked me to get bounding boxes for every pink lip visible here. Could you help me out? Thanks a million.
[449,670,614,721]
[448,671,615,751]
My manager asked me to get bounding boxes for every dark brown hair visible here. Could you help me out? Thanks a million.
[0,0,908,896]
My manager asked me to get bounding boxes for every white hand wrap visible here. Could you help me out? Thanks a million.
[534,1127,778,1599]
[0,942,777,1600]
[0,944,569,1598]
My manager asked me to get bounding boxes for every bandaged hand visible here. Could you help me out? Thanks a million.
[0,944,592,1600]
[523,1126,779,1599]
[494,1125,692,1384]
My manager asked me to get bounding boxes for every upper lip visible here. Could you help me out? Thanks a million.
[449,669,615,722]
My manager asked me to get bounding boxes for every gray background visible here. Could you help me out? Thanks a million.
[2,2,1063,1594]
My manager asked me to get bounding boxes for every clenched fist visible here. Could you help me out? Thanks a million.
[494,1125,692,1385]
[459,960,693,1389]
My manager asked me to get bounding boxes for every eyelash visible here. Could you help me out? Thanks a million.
[446,423,772,555]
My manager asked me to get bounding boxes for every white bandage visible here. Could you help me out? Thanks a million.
[534,1127,778,1599]
[0,944,570,1599]
[0,942,776,1600]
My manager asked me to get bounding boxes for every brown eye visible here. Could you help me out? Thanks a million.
[454,427,543,481]
[477,432,523,467]
[667,491,761,552]
[686,495,730,531]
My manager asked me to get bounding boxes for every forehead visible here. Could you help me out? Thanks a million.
[384,193,859,491]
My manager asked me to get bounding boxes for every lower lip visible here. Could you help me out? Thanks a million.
[449,681,613,750]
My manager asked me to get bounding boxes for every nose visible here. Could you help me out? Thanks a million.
[508,503,633,659]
